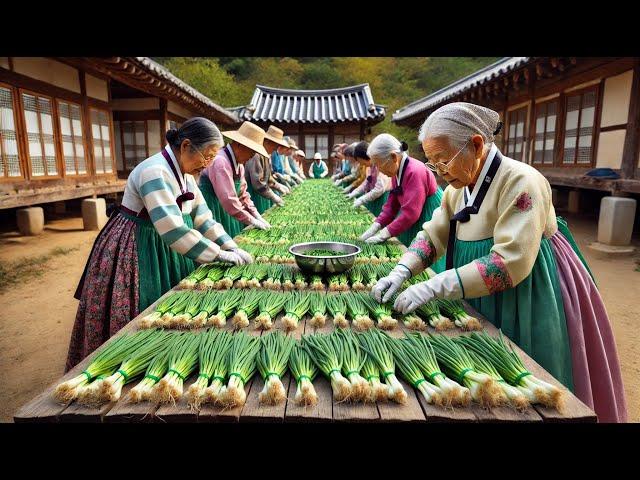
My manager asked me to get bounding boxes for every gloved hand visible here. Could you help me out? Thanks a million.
[347,190,358,199]
[231,248,254,265]
[273,196,284,207]
[334,179,343,187]
[371,265,412,303]
[353,197,365,208]
[256,214,271,229]
[365,227,390,244]
[251,218,269,230]
[360,222,382,241]
[342,185,353,194]
[217,249,242,265]
[394,269,463,314]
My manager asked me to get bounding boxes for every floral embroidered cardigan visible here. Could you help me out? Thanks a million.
[399,154,558,299]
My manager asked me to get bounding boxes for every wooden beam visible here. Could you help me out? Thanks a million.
[527,66,537,164]
[621,61,640,179]
[159,98,168,147]
[0,180,126,209]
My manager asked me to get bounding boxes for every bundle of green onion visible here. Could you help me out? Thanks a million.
[416,301,454,331]
[178,264,211,289]
[456,331,564,410]
[153,332,201,404]
[234,264,256,289]
[334,329,370,401]
[219,332,262,407]
[231,290,263,329]
[263,264,283,290]
[185,329,233,410]
[294,269,307,290]
[326,293,348,328]
[359,292,397,330]
[282,291,311,331]
[357,329,407,404]
[344,292,374,331]
[174,291,204,328]
[139,292,181,329]
[361,356,388,402]
[302,333,351,402]
[363,264,378,290]
[249,264,269,288]
[428,333,501,408]
[308,292,327,328]
[192,291,220,328]
[129,343,173,403]
[349,265,365,291]
[255,291,288,330]
[198,264,226,290]
[201,330,234,406]
[281,265,295,291]
[310,274,325,291]
[210,289,243,327]
[436,299,481,331]
[289,343,319,406]
[403,332,470,406]
[54,329,158,403]
[156,291,192,327]
[220,265,245,289]
[256,331,296,405]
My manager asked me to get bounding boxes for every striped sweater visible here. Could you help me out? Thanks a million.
[121,146,236,264]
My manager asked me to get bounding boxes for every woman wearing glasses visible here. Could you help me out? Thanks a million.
[373,102,627,422]
[359,134,445,269]
[67,118,252,370]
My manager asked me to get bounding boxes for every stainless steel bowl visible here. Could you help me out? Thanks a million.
[289,241,361,274]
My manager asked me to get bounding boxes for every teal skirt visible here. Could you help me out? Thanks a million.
[454,236,574,390]
[365,191,389,217]
[397,187,446,273]
[246,180,272,215]
[122,211,196,312]
[199,175,245,238]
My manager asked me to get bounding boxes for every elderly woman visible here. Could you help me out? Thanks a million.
[346,141,392,216]
[308,152,329,178]
[373,102,627,423]
[335,144,359,187]
[199,121,272,237]
[67,118,251,370]
[330,144,349,180]
[292,149,307,180]
[245,125,288,213]
[360,134,445,266]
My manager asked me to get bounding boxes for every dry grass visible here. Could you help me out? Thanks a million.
[0,246,78,292]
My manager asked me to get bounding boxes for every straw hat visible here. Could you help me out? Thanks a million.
[263,125,290,148]
[296,149,306,158]
[222,121,269,157]
[313,152,322,160]
[286,136,298,149]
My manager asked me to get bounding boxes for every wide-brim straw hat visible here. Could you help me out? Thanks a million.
[286,137,298,149]
[295,149,306,158]
[263,125,290,148]
[222,122,269,157]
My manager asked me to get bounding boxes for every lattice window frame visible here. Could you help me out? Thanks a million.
[20,89,61,178]
[57,99,87,177]
[561,85,599,167]
[91,107,115,175]
[0,83,23,180]
[120,120,149,173]
[531,98,560,167]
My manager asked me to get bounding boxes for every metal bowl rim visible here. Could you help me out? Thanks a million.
[288,241,361,259]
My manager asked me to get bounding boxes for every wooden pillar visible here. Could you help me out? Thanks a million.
[79,71,95,176]
[621,61,640,180]
[359,121,365,140]
[159,98,169,146]
[501,92,508,151]
[526,66,536,164]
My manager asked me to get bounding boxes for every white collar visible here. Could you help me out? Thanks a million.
[164,144,186,190]
[225,143,239,175]
[396,152,409,185]
[464,143,498,207]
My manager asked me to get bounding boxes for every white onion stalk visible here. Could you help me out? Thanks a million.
[54,375,91,403]
[139,311,162,329]
[384,372,408,404]
[330,370,352,402]
[76,375,108,406]
[309,312,327,328]
[220,374,247,407]
[294,376,318,406]
[332,314,348,329]
[203,378,226,405]
[258,373,287,405]
[352,315,374,331]
[402,315,427,331]
[231,310,250,329]
[130,376,159,403]
[254,313,274,330]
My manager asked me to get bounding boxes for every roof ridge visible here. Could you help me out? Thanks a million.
[255,83,371,95]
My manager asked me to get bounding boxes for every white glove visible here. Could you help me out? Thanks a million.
[347,190,358,199]
[360,222,382,241]
[366,227,390,244]
[217,249,242,265]
[343,185,354,194]
[273,196,284,207]
[394,269,463,314]
[256,215,271,229]
[371,265,412,303]
[251,218,269,230]
[353,197,365,208]
[231,248,254,265]
[334,179,341,186]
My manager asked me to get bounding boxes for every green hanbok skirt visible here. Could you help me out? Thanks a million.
[199,174,245,239]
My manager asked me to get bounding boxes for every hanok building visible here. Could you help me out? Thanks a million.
[231,84,386,171]
[392,57,640,249]
[0,57,238,231]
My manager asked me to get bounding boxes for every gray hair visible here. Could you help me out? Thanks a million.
[367,133,405,162]
[418,102,502,149]
[165,116,224,151]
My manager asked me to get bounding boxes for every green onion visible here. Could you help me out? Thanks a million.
[210,289,243,327]
[129,335,178,403]
[220,265,245,289]
[249,264,269,288]
[416,301,454,331]
[54,329,158,403]
[281,265,295,290]
[231,290,263,329]
[289,343,319,406]
[202,330,234,406]
[357,329,407,404]
[161,291,193,327]
[256,331,296,405]
[344,292,373,331]
[219,332,261,407]
[198,264,226,290]
[174,291,204,328]
[139,292,182,329]
[234,264,255,289]
[358,292,398,330]
[293,269,307,290]
[349,265,365,291]
[186,329,233,409]
[435,299,481,331]
[308,292,327,328]
[153,332,201,404]
[363,264,378,290]
[255,291,288,330]
[263,264,283,290]
[282,291,311,331]
[361,356,387,402]
[334,329,370,401]
[326,293,348,328]
[178,264,211,289]
[310,274,325,291]
[193,291,220,328]
[403,332,469,406]
[302,333,352,401]
[428,333,501,409]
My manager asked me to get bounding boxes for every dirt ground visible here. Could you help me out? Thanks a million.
[0,213,638,422]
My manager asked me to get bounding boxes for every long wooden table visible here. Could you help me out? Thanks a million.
[14,287,597,423]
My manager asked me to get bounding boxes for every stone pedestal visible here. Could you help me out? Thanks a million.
[589,196,637,255]
[568,190,580,214]
[81,198,108,231]
[16,207,44,236]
